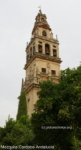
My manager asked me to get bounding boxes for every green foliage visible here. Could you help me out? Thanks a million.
[0,116,34,146]
[31,65,81,150]
[71,135,81,150]
[0,127,4,145]
[17,91,27,120]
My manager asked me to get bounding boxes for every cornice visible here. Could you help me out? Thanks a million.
[24,53,62,70]
[25,83,40,93]
[35,35,59,44]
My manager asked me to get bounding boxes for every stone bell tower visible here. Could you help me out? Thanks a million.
[23,9,62,117]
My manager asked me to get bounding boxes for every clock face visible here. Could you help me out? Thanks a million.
[42,30,47,36]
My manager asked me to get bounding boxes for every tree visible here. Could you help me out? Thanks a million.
[1,116,34,147]
[31,65,81,150]
[17,91,27,120]
[32,81,62,148]
[1,116,16,145]
[0,127,4,145]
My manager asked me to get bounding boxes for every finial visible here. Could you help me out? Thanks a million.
[56,34,58,40]
[38,5,42,13]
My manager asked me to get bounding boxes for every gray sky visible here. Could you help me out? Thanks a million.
[0,0,81,127]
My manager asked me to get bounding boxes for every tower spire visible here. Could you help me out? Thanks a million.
[38,5,42,13]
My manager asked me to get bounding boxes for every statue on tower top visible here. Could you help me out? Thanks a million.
[38,5,42,14]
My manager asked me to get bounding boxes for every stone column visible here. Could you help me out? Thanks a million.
[33,64,37,83]
[50,45,53,56]
[35,40,38,53]
[42,42,45,54]
[57,44,59,58]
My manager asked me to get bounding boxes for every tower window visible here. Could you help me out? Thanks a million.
[27,54,29,61]
[42,30,47,36]
[38,45,42,53]
[41,18,44,21]
[27,99,30,112]
[53,49,57,57]
[30,47,32,58]
[42,68,46,73]
[28,99,30,103]
[45,44,50,55]
[33,46,35,54]
[51,70,56,75]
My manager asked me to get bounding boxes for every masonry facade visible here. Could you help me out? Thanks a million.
[21,10,62,117]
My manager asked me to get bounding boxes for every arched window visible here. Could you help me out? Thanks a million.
[38,45,42,53]
[30,47,32,58]
[51,70,56,75]
[27,99,30,114]
[45,44,50,55]
[42,30,47,36]
[53,49,57,57]
[41,18,44,21]
[33,46,35,54]
[27,54,29,61]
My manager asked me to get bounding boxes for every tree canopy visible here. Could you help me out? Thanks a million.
[17,91,27,120]
[31,65,81,150]
[0,115,34,147]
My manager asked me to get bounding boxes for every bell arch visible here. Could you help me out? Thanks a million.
[45,43,50,55]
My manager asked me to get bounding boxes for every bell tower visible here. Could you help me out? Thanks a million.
[23,9,62,117]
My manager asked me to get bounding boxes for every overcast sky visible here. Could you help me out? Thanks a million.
[0,0,81,127]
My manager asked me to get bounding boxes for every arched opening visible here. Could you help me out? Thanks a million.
[30,47,32,58]
[45,44,50,55]
[33,46,35,54]
[51,70,56,75]
[53,49,57,57]
[42,30,47,36]
[41,18,44,21]
[38,45,42,53]
[27,99,30,115]
[27,54,29,62]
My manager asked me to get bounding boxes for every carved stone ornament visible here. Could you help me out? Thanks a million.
[47,63,50,68]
